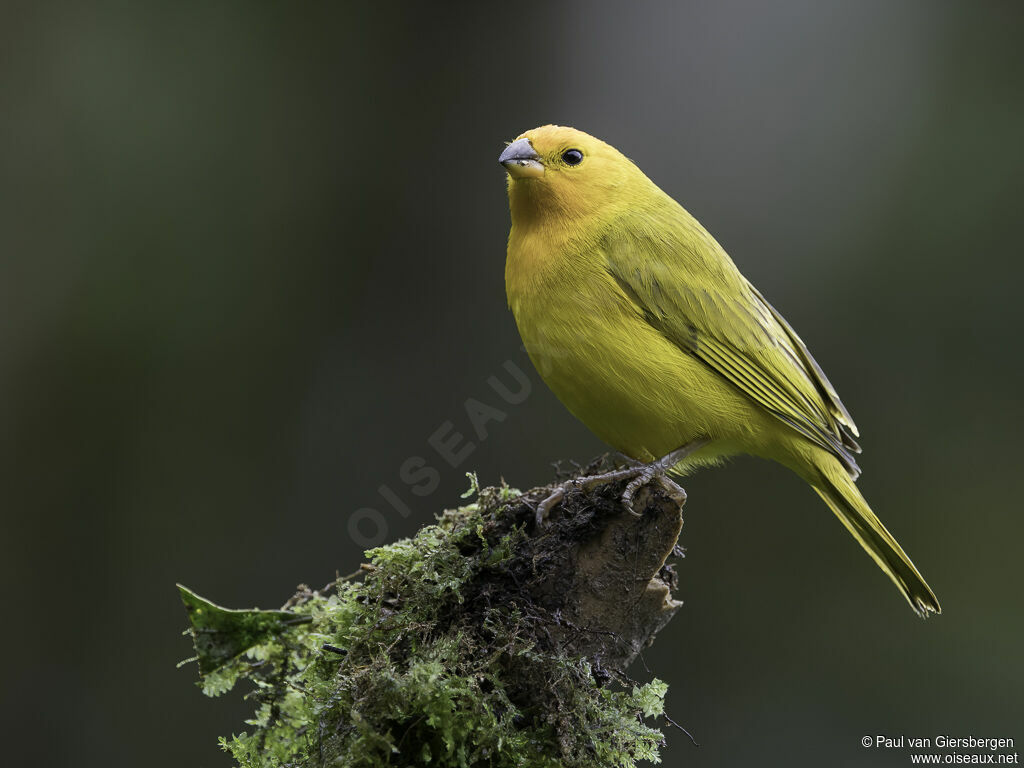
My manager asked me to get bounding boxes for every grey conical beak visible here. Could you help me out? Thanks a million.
[499,138,544,179]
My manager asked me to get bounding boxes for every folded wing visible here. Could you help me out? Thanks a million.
[601,219,861,476]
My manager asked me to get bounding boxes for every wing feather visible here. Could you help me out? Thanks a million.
[602,221,861,476]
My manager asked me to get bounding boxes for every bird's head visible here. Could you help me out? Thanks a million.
[499,125,650,224]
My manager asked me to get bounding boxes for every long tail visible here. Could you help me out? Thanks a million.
[813,462,940,618]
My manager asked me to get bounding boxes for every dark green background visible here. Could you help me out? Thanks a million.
[3,2,1022,766]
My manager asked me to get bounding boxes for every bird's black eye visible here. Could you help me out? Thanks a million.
[561,148,584,166]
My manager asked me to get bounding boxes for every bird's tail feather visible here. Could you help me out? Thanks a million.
[813,466,940,618]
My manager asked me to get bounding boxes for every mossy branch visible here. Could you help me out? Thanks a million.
[179,459,691,767]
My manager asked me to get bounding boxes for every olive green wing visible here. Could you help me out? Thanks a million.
[745,282,859,438]
[601,223,861,475]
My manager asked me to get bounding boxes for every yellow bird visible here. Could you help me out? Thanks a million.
[499,124,940,617]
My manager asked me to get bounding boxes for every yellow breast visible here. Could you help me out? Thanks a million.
[506,229,763,464]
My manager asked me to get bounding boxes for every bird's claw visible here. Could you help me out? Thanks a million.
[621,464,688,516]
[532,441,706,526]
[657,474,687,506]
[534,486,566,528]
[621,470,652,516]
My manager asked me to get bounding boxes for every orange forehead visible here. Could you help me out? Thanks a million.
[520,125,594,154]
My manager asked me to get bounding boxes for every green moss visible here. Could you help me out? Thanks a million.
[181,481,669,767]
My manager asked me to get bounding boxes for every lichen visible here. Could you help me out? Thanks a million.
[181,478,670,767]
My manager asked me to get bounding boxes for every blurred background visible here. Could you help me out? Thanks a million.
[2,2,1022,766]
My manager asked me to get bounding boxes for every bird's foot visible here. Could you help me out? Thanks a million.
[532,440,709,526]
[620,440,708,516]
[533,464,640,528]
[533,486,566,526]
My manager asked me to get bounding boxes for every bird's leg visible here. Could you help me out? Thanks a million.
[532,440,709,526]
[620,439,710,516]
[533,463,643,528]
